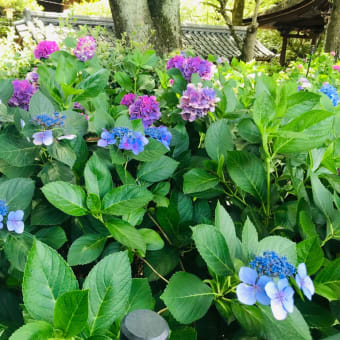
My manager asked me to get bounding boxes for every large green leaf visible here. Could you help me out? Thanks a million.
[161,272,214,324]
[29,90,55,115]
[83,251,131,335]
[67,234,107,266]
[183,168,219,194]
[231,302,263,335]
[242,217,259,262]
[42,181,88,216]
[84,153,113,198]
[23,239,79,323]
[132,138,168,162]
[205,119,233,161]
[30,201,68,226]
[192,224,234,276]
[297,236,323,276]
[47,142,77,168]
[102,184,152,215]
[0,79,13,104]
[54,290,88,338]
[137,156,179,182]
[226,151,266,202]
[9,321,54,340]
[35,226,67,250]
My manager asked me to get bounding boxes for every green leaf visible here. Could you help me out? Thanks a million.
[54,290,88,338]
[231,302,263,335]
[47,141,77,168]
[297,237,323,275]
[226,151,266,202]
[31,202,68,226]
[29,90,55,115]
[169,327,197,340]
[84,153,113,198]
[23,239,79,323]
[258,305,312,340]
[161,272,214,324]
[132,138,168,162]
[0,79,13,104]
[183,169,219,194]
[102,184,152,215]
[35,227,67,250]
[83,251,131,335]
[238,118,262,144]
[87,193,102,212]
[114,72,133,91]
[104,217,146,252]
[137,156,179,182]
[138,228,164,251]
[242,217,259,262]
[126,278,155,314]
[192,224,234,276]
[205,119,233,161]
[42,181,88,216]
[257,236,296,265]
[9,321,54,340]
[68,234,107,266]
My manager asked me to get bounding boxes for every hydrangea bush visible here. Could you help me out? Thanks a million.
[0,36,339,340]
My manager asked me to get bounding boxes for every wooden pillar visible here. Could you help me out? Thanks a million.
[280,34,288,66]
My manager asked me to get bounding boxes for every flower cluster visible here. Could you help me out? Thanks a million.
[73,36,96,62]
[26,68,39,89]
[297,77,311,91]
[31,113,65,128]
[73,102,89,120]
[178,83,219,122]
[34,40,59,59]
[8,79,36,111]
[333,64,340,72]
[122,95,161,128]
[237,251,314,321]
[167,55,214,82]
[145,126,172,149]
[0,199,24,234]
[320,84,340,106]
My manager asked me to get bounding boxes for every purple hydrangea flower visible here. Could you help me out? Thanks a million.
[73,102,85,111]
[265,278,295,320]
[178,83,219,122]
[0,200,9,217]
[119,131,148,155]
[297,77,311,91]
[97,129,116,147]
[295,263,315,301]
[167,55,186,74]
[7,210,24,234]
[145,126,172,149]
[236,267,272,306]
[26,68,39,89]
[73,36,96,62]
[320,84,340,106]
[34,40,59,59]
[129,95,161,128]
[32,130,53,146]
[121,93,137,107]
[8,79,36,111]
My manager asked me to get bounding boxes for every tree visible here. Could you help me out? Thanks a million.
[325,0,340,53]
[232,0,245,25]
[109,0,181,55]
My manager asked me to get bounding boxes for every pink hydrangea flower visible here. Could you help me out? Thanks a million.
[73,36,96,61]
[297,64,303,70]
[34,41,59,59]
[331,51,336,56]
[333,64,340,72]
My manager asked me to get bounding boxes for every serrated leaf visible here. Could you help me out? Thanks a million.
[9,321,53,340]
[183,168,219,194]
[297,236,323,275]
[242,217,259,262]
[126,278,154,314]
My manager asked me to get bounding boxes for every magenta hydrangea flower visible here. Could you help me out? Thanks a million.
[178,83,220,122]
[129,95,161,128]
[34,40,59,59]
[121,93,137,107]
[73,36,96,62]
[8,79,36,111]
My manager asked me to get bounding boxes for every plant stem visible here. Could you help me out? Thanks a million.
[157,307,168,315]
[147,212,172,245]
[266,156,271,223]
[137,255,169,284]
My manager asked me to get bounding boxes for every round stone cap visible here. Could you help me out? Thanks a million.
[120,309,170,340]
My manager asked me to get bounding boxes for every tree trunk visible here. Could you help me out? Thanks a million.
[325,0,340,53]
[241,0,261,62]
[109,0,181,55]
[232,0,245,26]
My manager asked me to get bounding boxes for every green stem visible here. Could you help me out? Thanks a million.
[266,156,271,222]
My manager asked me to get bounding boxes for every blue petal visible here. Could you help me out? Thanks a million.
[14,221,24,234]
[236,283,256,305]
[265,281,278,300]
[239,267,257,285]
[278,278,289,291]
[297,263,307,278]
[302,276,315,300]
[282,286,294,313]
[13,210,24,221]
[271,299,287,320]
[295,274,302,289]
[7,211,16,221]
[0,215,3,222]
[42,131,53,146]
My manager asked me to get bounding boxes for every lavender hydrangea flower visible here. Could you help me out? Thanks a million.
[98,129,116,147]
[32,130,53,146]
[8,80,36,111]
[121,93,137,107]
[236,267,272,306]
[265,278,295,320]
[73,36,96,62]
[129,95,161,128]
[295,263,315,301]
[34,40,59,59]
[0,200,9,217]
[7,210,24,234]
[178,83,219,122]
[167,55,186,74]
[26,68,39,89]
[145,126,172,149]
[119,131,148,155]
[320,84,340,106]
[73,102,85,111]
[297,77,311,91]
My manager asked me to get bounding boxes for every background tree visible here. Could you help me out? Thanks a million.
[325,0,340,53]
[109,0,181,55]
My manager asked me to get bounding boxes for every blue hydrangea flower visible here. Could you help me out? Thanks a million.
[295,263,315,301]
[31,113,65,128]
[145,126,172,149]
[0,215,3,229]
[265,278,295,320]
[0,200,9,217]
[250,251,295,279]
[236,267,272,306]
[97,130,116,147]
[32,130,53,146]
[7,210,24,234]
[320,84,340,106]
[119,131,148,155]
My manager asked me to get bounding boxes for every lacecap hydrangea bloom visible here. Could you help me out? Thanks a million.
[320,84,340,106]
[8,79,36,111]
[178,83,220,122]
[167,55,214,82]
[73,36,96,62]
[34,40,59,59]
[236,251,314,321]
[0,199,24,234]
[145,126,172,149]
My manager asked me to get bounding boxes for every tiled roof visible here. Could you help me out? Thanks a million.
[14,9,275,61]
